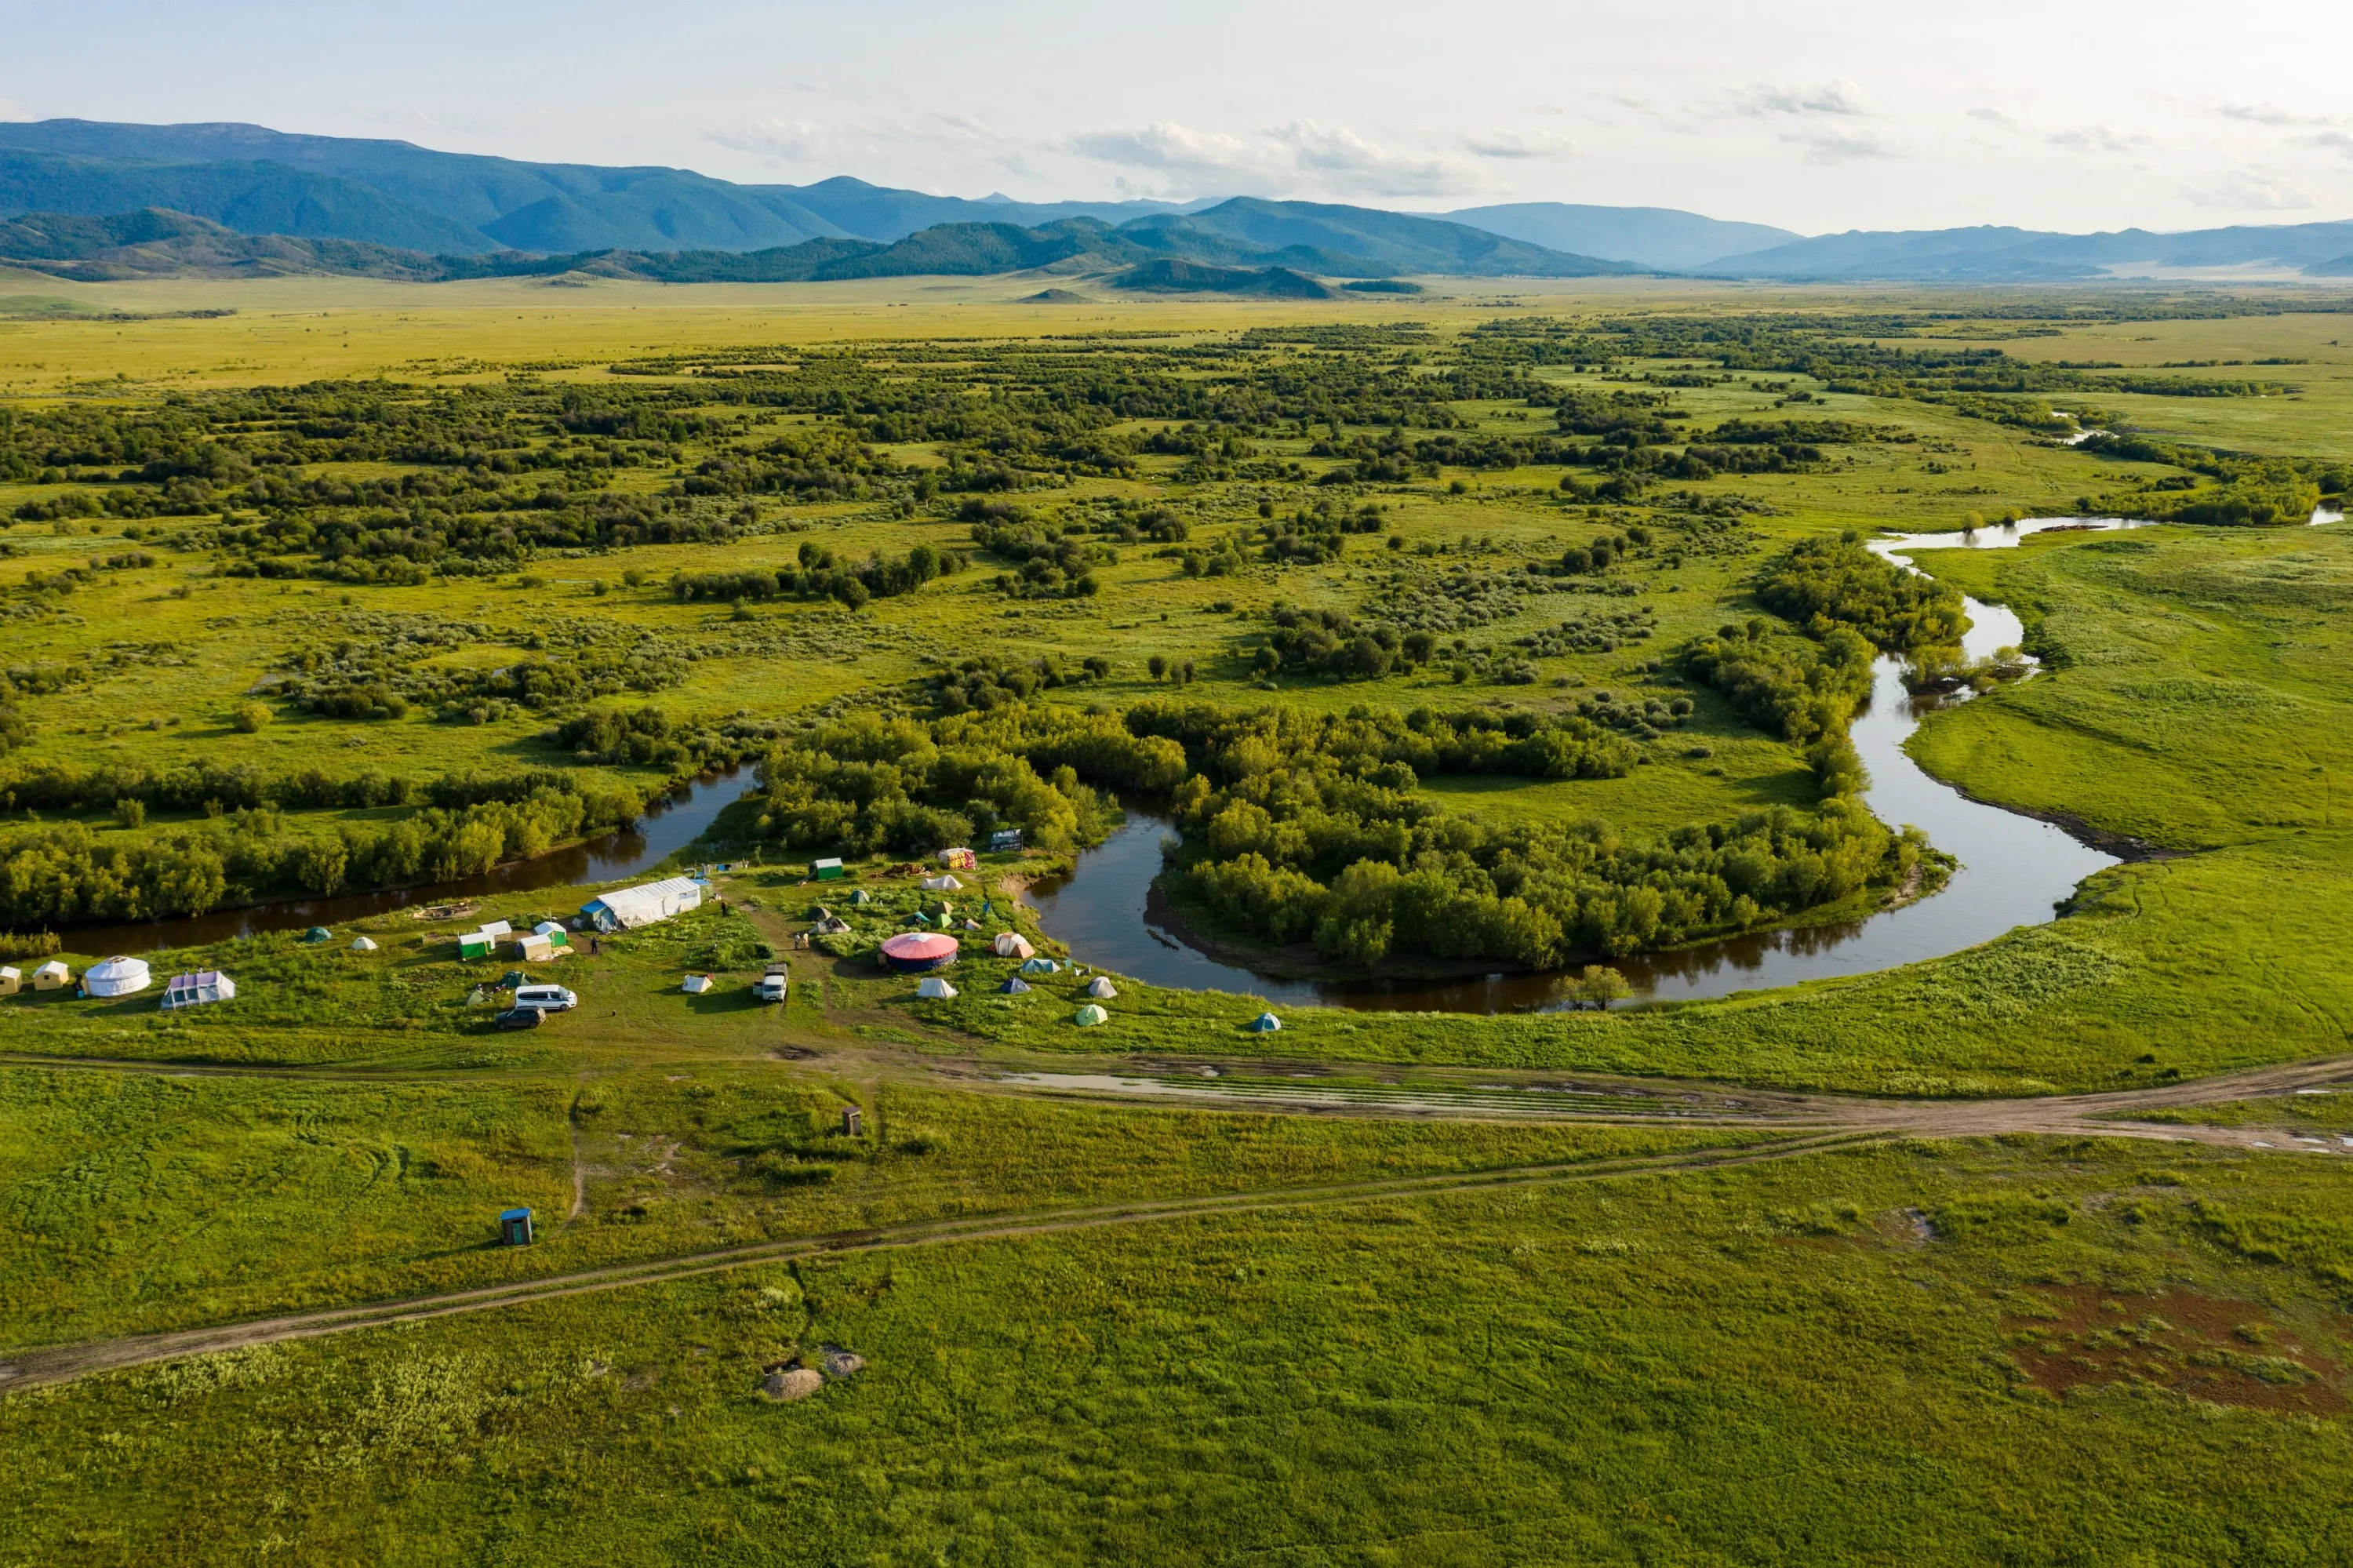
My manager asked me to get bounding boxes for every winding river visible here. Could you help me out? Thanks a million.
[1024,518,2145,1012]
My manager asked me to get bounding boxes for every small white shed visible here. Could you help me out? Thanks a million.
[32,960,72,992]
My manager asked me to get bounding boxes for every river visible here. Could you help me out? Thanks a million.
[59,766,751,955]
[1022,518,2145,1012]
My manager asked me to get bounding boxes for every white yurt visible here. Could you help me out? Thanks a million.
[991,932,1035,960]
[1083,975,1118,1000]
[349,935,379,952]
[83,955,152,998]
[915,976,959,999]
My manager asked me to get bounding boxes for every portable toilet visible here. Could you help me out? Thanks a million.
[813,857,846,881]
[500,1207,534,1246]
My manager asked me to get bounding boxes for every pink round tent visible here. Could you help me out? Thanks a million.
[879,931,960,973]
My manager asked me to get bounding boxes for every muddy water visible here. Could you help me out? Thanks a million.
[1023,519,2140,1013]
[58,766,750,955]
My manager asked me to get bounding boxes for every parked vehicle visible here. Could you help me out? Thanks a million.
[493,1007,545,1031]
[511,984,579,1012]
[755,965,791,1003]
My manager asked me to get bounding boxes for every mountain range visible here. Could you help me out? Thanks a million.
[1,119,2350,283]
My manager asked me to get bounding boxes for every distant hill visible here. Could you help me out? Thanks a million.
[0,208,448,280]
[1446,202,1798,271]
[1698,220,2353,280]
[1113,259,1335,297]
[0,120,1202,253]
[1121,198,1631,278]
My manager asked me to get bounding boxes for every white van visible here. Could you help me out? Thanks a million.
[754,966,790,1003]
[511,984,579,1013]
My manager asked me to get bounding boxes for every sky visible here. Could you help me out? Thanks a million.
[5,0,2353,235]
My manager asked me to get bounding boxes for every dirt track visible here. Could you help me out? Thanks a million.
[2,1043,2348,1395]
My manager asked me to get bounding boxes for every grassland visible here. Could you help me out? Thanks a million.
[6,275,2353,1562]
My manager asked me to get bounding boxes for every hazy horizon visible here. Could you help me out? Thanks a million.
[4,0,2350,236]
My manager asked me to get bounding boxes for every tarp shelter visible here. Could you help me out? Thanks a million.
[998,977,1032,995]
[1073,1003,1108,1027]
[0,966,19,996]
[300,926,333,944]
[994,932,1038,961]
[84,955,152,998]
[580,876,704,933]
[915,976,958,999]
[161,970,235,1010]
[813,857,846,881]
[32,960,71,991]
[682,973,715,994]
[1019,956,1061,976]
[1083,976,1118,1000]
[879,932,959,973]
[937,846,978,871]
[920,874,963,893]
[1247,1012,1282,1033]
[349,936,378,952]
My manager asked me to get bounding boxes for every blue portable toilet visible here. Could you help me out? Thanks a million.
[500,1207,534,1246]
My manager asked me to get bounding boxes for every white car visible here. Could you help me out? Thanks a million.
[511,983,579,1012]
[754,967,790,1003]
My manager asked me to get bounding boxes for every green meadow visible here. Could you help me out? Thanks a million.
[5,274,2353,1562]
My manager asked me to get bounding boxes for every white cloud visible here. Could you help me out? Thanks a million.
[2042,123,2153,155]
[0,95,27,122]
[708,118,838,166]
[2180,169,2318,210]
[2305,129,2353,158]
[2217,103,2340,129]
[1784,128,1904,163]
[1465,129,1578,160]
[1734,78,1870,118]
[1071,119,1486,199]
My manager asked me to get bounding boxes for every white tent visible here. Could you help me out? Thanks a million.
[915,976,958,999]
[479,920,514,940]
[83,956,152,998]
[582,876,704,932]
[919,874,964,893]
[32,960,72,991]
[682,973,715,994]
[1083,975,1118,1000]
[992,932,1035,960]
[349,936,379,952]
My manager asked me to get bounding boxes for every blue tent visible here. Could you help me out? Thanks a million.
[998,977,1032,995]
[1018,956,1061,976]
[1246,1011,1282,1033]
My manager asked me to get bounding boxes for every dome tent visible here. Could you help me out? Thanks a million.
[1018,956,1061,977]
[1247,1012,1282,1033]
[349,936,379,952]
[880,932,960,973]
[83,955,151,998]
[300,926,333,944]
[998,977,1032,995]
[991,933,1035,961]
[846,888,875,906]
[1083,976,1118,1000]
[1072,1003,1109,1027]
[920,874,964,893]
[915,976,958,999]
